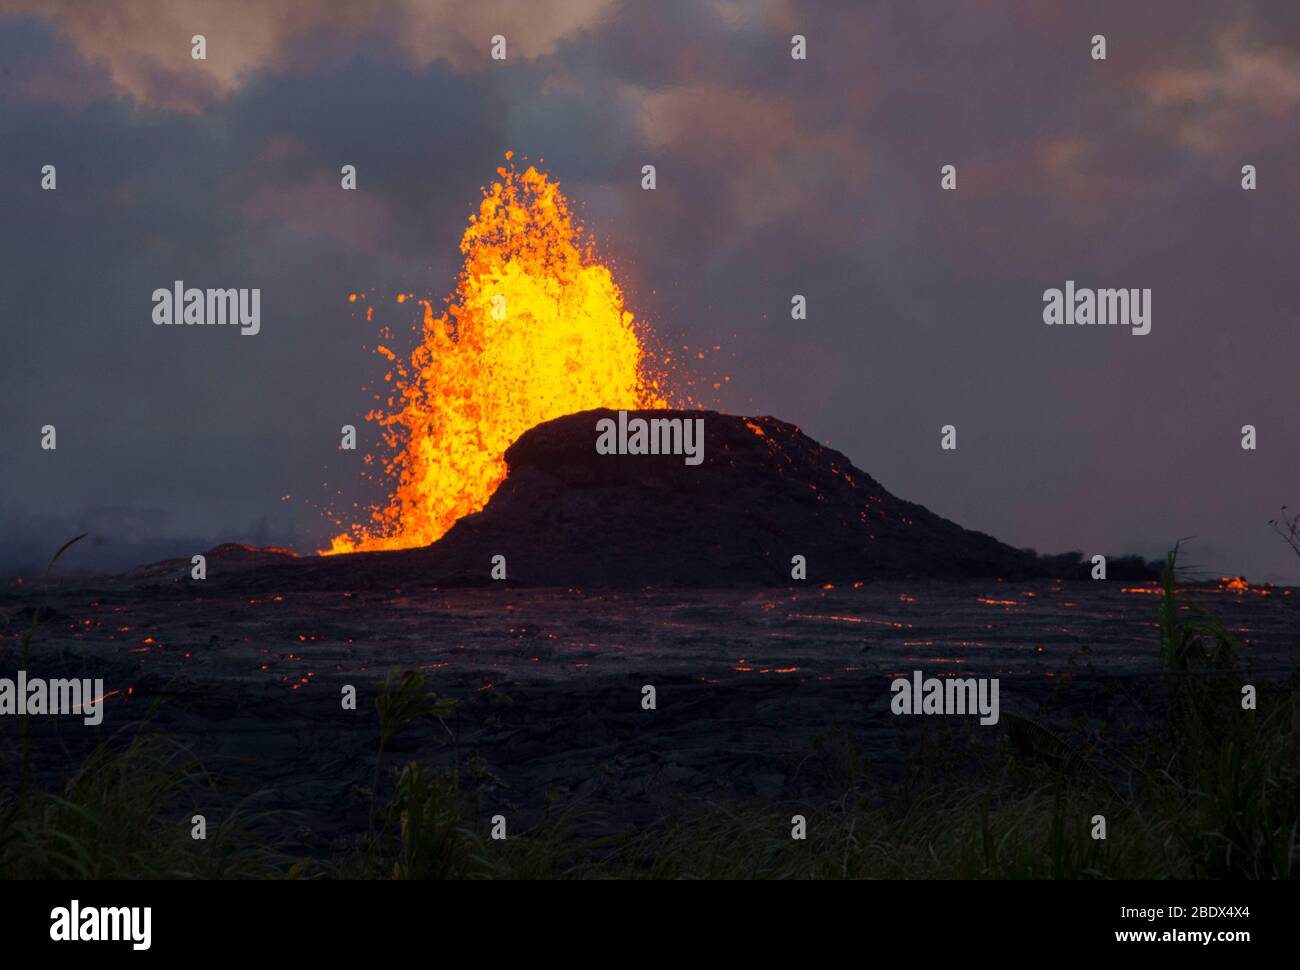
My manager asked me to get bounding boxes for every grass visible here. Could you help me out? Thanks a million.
[1,534,279,879]
[0,731,281,879]
[3,543,1297,879]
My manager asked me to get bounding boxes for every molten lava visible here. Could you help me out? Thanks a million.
[327,155,668,554]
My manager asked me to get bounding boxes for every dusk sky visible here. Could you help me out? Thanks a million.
[2,0,1297,581]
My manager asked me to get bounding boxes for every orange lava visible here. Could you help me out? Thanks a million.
[328,155,668,554]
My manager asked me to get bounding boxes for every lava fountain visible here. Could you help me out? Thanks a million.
[326,155,669,554]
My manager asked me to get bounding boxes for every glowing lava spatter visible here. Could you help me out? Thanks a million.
[326,155,669,554]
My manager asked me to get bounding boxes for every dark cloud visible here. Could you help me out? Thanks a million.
[1,2,1296,582]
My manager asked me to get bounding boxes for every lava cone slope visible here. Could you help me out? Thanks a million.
[221,409,1044,591]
